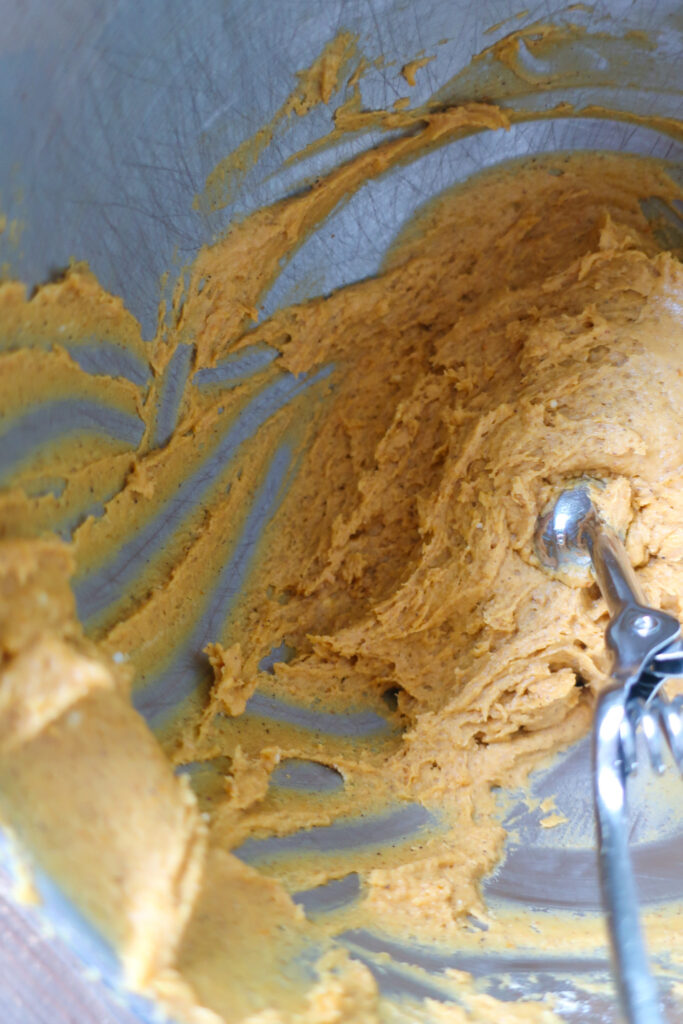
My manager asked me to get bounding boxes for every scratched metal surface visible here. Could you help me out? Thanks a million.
[0,1,682,1022]
[0,863,143,1024]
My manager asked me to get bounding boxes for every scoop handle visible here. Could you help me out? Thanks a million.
[594,687,665,1024]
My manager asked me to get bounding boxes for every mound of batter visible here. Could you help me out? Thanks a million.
[0,82,681,1024]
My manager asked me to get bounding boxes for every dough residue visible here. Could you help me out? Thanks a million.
[0,20,682,1024]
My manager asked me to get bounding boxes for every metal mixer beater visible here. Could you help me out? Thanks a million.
[536,486,683,1024]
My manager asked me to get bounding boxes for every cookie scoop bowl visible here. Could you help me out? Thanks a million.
[0,2,681,1023]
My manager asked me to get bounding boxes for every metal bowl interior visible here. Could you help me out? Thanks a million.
[0,1,681,1021]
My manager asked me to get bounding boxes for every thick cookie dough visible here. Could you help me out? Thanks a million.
[0,36,682,1024]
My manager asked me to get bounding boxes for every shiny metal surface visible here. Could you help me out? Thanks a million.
[1,2,682,1022]
[538,486,683,1024]
[594,688,664,1024]
[536,487,681,685]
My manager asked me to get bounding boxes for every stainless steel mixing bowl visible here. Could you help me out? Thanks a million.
[0,1,681,1021]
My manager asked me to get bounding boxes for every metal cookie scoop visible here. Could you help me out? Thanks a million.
[536,486,683,1024]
